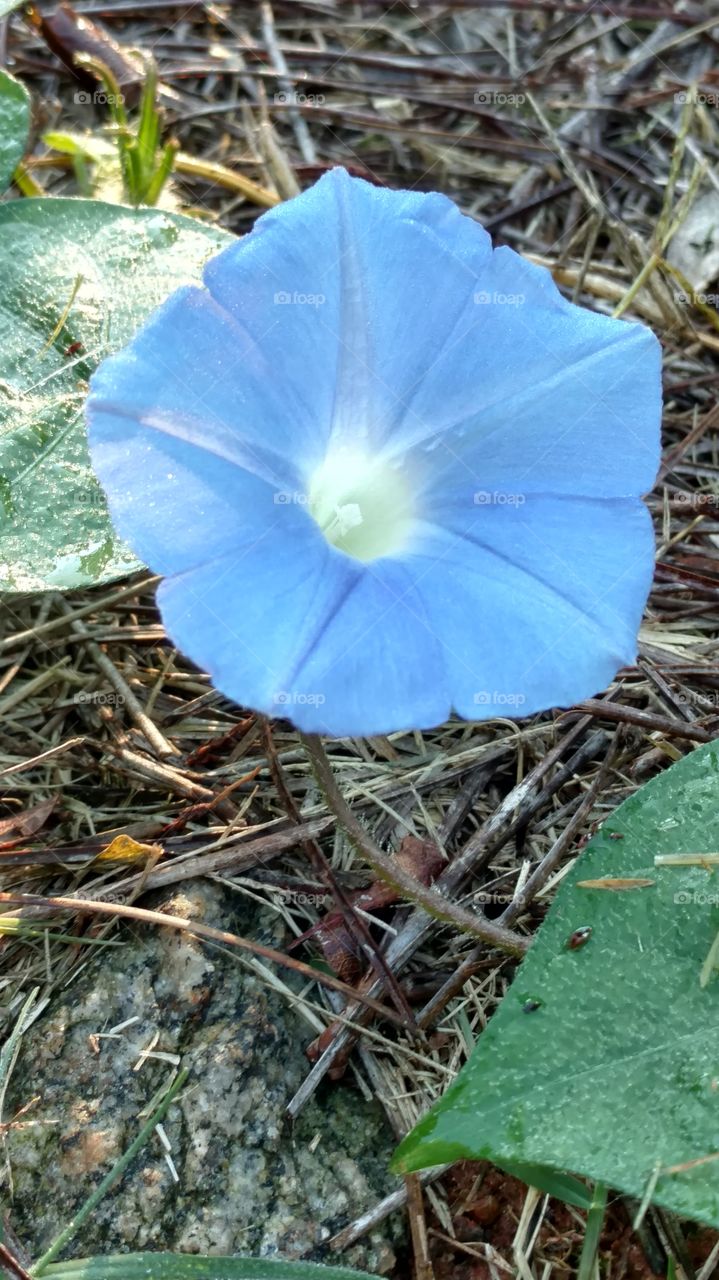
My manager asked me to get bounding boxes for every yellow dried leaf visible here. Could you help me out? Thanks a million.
[95,835,163,864]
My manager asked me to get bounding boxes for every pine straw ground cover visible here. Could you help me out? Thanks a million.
[2,0,719,1276]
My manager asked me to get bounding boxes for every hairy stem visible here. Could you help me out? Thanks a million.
[301,733,529,957]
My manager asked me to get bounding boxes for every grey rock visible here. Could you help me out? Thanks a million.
[4,882,403,1274]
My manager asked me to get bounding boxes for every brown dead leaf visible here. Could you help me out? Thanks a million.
[0,796,59,841]
[34,2,143,103]
[304,836,445,1063]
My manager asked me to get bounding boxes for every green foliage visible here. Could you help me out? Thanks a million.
[0,68,30,190]
[394,740,719,1229]
[71,54,178,206]
[0,198,231,592]
[42,131,119,201]
[41,1255,376,1279]
[493,1159,593,1209]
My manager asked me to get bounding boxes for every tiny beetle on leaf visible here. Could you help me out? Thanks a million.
[567,926,592,950]
[522,999,542,1013]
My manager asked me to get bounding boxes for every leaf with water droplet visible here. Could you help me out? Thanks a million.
[393,740,719,1229]
[0,199,232,591]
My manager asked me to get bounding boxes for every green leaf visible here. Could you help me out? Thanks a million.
[42,132,116,161]
[493,1158,593,1210]
[0,69,30,191]
[0,198,232,591]
[393,740,719,1229]
[43,1254,375,1279]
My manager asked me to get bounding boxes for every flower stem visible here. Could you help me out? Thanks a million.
[300,733,528,957]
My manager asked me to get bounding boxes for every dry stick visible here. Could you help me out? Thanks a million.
[54,596,177,760]
[0,892,408,1029]
[94,816,335,894]
[0,737,86,779]
[288,715,604,1116]
[0,1243,32,1280]
[502,736,622,927]
[105,743,237,821]
[417,732,621,1029]
[639,657,697,725]
[1,817,338,927]
[0,576,159,654]
[405,1173,435,1280]
[301,734,527,957]
[657,400,719,488]
[429,722,608,902]
[0,596,53,698]
[260,0,317,165]
[344,0,695,16]
[262,721,417,1026]
[573,699,711,742]
[437,760,501,845]
[0,658,71,719]
[329,1168,447,1253]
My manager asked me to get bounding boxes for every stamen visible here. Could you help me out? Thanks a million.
[308,448,415,562]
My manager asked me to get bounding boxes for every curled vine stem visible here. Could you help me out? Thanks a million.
[300,732,529,958]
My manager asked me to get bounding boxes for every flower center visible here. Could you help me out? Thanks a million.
[308,449,415,562]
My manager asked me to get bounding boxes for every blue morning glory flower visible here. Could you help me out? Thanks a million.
[86,168,661,737]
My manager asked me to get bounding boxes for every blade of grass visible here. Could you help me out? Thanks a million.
[12,163,44,196]
[0,918,124,947]
[135,56,160,195]
[144,138,179,207]
[30,1068,189,1275]
[43,1256,377,1279]
[72,55,128,128]
[577,1182,608,1280]
[0,988,40,1120]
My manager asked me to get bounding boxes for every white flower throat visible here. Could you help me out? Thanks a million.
[308,449,415,562]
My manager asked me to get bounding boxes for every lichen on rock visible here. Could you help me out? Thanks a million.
[3,882,402,1274]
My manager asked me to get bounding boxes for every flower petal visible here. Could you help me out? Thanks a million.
[405,495,655,718]
[283,557,449,734]
[157,539,448,736]
[89,285,312,492]
[87,380,313,578]
[203,167,493,457]
[398,251,661,500]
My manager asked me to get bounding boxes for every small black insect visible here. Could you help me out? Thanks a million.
[522,999,542,1013]
[608,831,624,841]
[566,925,592,950]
